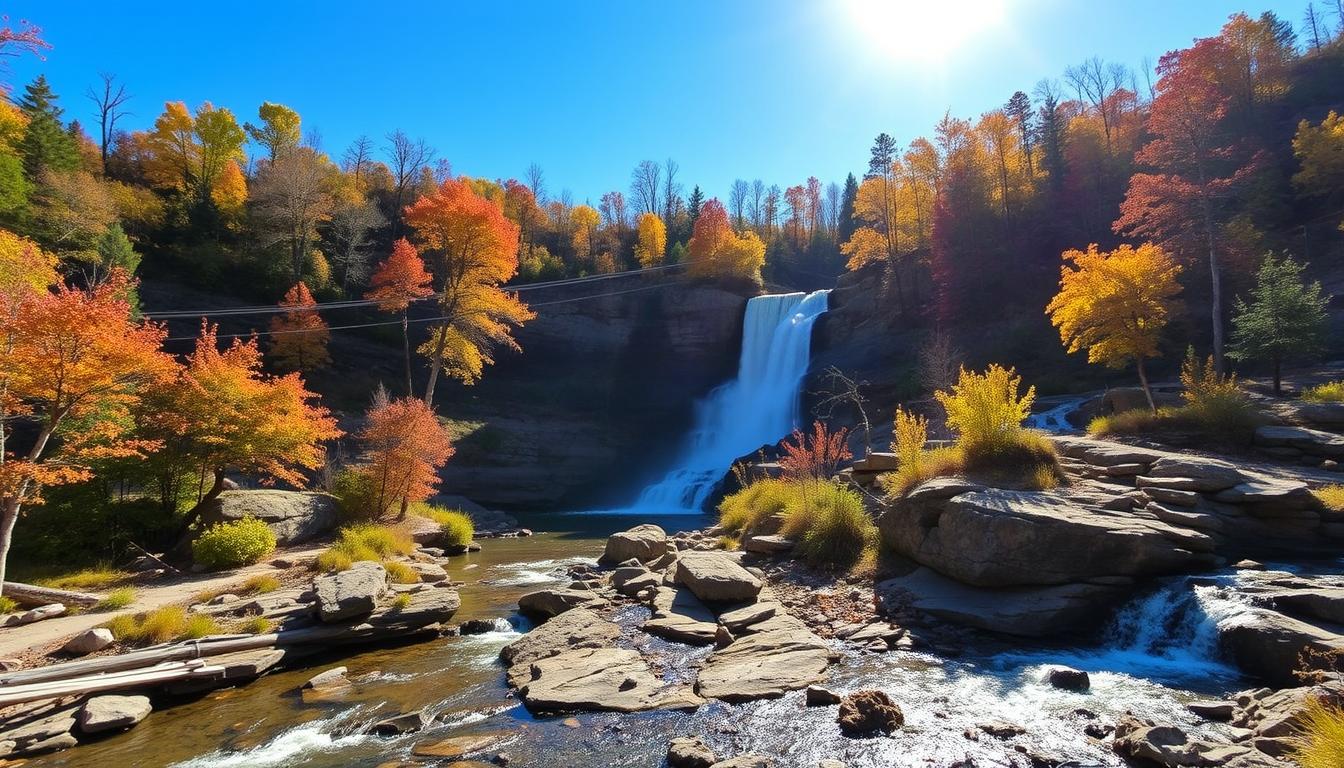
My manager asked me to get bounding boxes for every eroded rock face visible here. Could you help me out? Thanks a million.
[314,562,388,623]
[519,647,703,713]
[675,551,763,603]
[599,525,669,565]
[198,490,338,545]
[837,690,904,735]
[696,614,834,702]
[879,487,1212,588]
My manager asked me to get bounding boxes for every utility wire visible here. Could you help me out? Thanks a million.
[162,279,689,343]
[145,263,686,319]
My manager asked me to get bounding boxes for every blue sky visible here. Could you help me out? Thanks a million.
[4,1,1309,204]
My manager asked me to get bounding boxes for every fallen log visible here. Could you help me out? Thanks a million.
[0,660,228,707]
[2,582,102,609]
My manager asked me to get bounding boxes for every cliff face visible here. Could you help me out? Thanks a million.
[437,280,750,510]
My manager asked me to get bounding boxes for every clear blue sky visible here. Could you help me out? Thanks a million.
[4,0,1308,204]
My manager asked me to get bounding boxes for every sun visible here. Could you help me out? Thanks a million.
[840,0,1010,66]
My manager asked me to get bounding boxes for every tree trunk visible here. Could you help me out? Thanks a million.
[0,497,20,598]
[1273,356,1282,396]
[402,313,414,397]
[422,326,449,406]
[1136,357,1157,413]
[182,468,227,531]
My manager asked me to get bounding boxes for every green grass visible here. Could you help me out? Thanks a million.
[1315,485,1344,512]
[105,606,220,646]
[313,524,416,573]
[719,478,878,570]
[1292,696,1344,768]
[412,504,475,547]
[1302,381,1344,403]
[718,478,796,535]
[383,560,419,584]
[95,587,136,611]
[237,616,273,634]
[391,593,411,609]
[35,566,132,591]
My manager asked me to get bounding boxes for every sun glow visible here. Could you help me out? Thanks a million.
[841,0,1010,66]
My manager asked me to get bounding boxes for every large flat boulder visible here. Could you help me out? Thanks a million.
[314,561,388,623]
[877,567,1123,638]
[1220,607,1344,687]
[519,647,702,713]
[696,614,834,702]
[645,587,719,645]
[1254,424,1344,457]
[518,588,602,621]
[198,490,338,545]
[879,488,1214,587]
[501,607,621,688]
[1146,456,1244,491]
[77,695,151,734]
[674,551,762,603]
[599,524,669,565]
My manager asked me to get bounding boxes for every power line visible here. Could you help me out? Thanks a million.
[145,263,686,320]
[163,278,689,343]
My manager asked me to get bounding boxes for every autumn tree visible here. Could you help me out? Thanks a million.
[1046,243,1183,411]
[570,204,600,264]
[143,101,246,205]
[366,238,435,395]
[634,212,667,267]
[245,101,301,160]
[268,282,331,371]
[152,322,340,526]
[0,18,50,92]
[1292,110,1344,224]
[686,199,764,284]
[252,146,337,282]
[403,178,535,403]
[358,387,454,519]
[1114,37,1260,374]
[1228,254,1330,395]
[0,271,174,592]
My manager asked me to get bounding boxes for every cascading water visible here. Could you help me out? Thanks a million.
[614,290,830,514]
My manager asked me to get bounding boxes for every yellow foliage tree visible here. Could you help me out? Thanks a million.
[634,212,666,267]
[211,159,247,222]
[1293,111,1344,231]
[1045,242,1183,411]
[570,204,600,263]
[686,199,763,284]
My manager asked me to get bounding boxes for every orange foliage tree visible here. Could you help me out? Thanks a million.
[403,178,534,403]
[779,420,852,480]
[358,387,454,520]
[152,322,341,526]
[687,199,765,285]
[268,281,331,372]
[0,271,174,592]
[366,238,435,396]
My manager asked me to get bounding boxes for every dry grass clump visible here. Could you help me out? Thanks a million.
[412,503,474,547]
[105,606,219,646]
[1092,352,1262,444]
[94,587,136,611]
[1302,381,1344,403]
[314,524,415,573]
[1315,485,1344,512]
[1291,696,1344,768]
[36,566,131,591]
[718,478,876,569]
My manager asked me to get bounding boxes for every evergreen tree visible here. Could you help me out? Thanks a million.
[94,223,143,314]
[836,173,858,247]
[687,185,703,227]
[866,133,897,179]
[1004,91,1035,174]
[1228,254,1330,395]
[17,75,80,179]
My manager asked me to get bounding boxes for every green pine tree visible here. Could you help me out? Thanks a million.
[1228,253,1331,395]
[94,223,143,316]
[17,75,81,179]
[836,172,858,246]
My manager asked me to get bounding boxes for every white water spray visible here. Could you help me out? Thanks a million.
[612,290,830,514]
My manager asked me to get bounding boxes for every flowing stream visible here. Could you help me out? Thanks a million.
[611,290,830,514]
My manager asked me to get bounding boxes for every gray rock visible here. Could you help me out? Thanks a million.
[1215,477,1316,507]
[806,685,843,706]
[1146,456,1244,491]
[198,489,338,545]
[675,551,763,603]
[61,628,114,656]
[520,647,702,713]
[518,588,601,621]
[500,607,621,688]
[371,710,429,736]
[314,561,387,623]
[370,586,460,625]
[645,587,719,645]
[77,695,152,734]
[1254,424,1344,457]
[905,477,983,501]
[1046,666,1090,691]
[741,535,795,555]
[1188,700,1235,721]
[599,524,669,565]
[409,562,448,583]
[709,756,774,768]
[717,601,779,633]
[5,603,66,627]
[303,666,349,689]
[668,736,718,768]
[697,614,834,702]
[616,571,662,597]
[1220,607,1344,686]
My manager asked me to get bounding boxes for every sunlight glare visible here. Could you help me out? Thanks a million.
[841,0,1010,66]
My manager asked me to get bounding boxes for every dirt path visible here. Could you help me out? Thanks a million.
[0,545,327,660]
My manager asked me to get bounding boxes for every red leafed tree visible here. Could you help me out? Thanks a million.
[366,238,434,395]
[779,420,852,480]
[1114,36,1262,374]
[0,17,50,91]
[268,282,331,372]
[359,387,454,520]
[0,272,175,592]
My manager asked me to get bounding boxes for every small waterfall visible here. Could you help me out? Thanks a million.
[613,290,830,514]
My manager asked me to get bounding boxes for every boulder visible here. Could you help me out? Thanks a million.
[645,587,720,645]
[668,736,718,768]
[412,731,511,759]
[370,586,460,625]
[519,647,703,713]
[1188,700,1235,721]
[879,488,1212,588]
[409,562,448,583]
[314,561,388,623]
[905,477,983,501]
[616,571,662,597]
[675,551,762,603]
[371,710,429,736]
[837,690,904,735]
[709,757,774,768]
[697,614,834,702]
[198,489,338,545]
[1112,715,1256,767]
[599,524,669,565]
[5,603,66,627]
[1146,456,1244,491]
[61,628,114,656]
[1266,587,1344,625]
[1219,607,1344,686]
[517,588,601,621]
[806,685,843,706]
[852,453,899,472]
[717,601,779,633]
[1046,666,1090,691]
[77,695,152,734]
[741,535,795,555]
[1254,424,1344,457]
[500,607,621,688]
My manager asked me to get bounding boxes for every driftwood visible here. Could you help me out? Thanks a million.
[2,582,102,609]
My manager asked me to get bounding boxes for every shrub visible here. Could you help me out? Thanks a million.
[106,606,221,646]
[384,560,419,584]
[780,480,877,569]
[935,364,1035,455]
[778,421,851,479]
[332,466,387,521]
[314,548,355,573]
[1292,696,1344,768]
[392,593,411,609]
[960,427,1060,487]
[239,616,273,634]
[95,587,136,611]
[718,478,795,534]
[1316,485,1344,512]
[892,407,928,470]
[192,517,277,570]
[0,596,17,614]
[1303,381,1344,403]
[884,445,965,498]
[313,523,415,573]
[413,504,474,547]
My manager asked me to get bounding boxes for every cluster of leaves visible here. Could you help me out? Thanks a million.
[190,516,277,570]
[686,200,766,285]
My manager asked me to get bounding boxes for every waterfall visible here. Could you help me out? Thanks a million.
[611,290,830,515]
